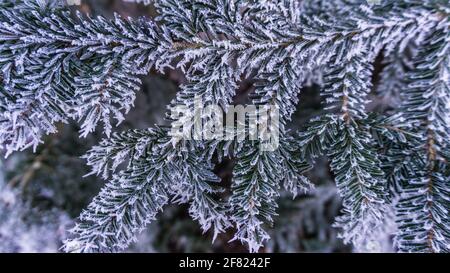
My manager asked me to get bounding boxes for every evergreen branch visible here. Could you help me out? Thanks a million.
[67,127,229,252]
[329,120,389,248]
[395,20,450,252]
[229,141,281,252]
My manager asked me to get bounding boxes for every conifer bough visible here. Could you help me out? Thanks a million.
[0,0,449,253]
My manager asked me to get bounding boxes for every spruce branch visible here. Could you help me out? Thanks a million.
[1,0,449,253]
[395,19,450,253]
